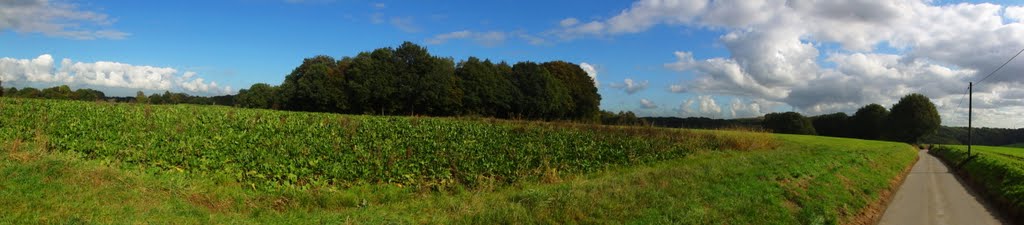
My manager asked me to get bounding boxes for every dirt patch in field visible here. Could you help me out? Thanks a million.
[187,193,232,213]
[848,150,918,225]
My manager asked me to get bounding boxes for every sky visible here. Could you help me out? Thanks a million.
[3,0,1024,128]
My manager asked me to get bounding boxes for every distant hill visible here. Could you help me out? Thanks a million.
[921,126,1024,146]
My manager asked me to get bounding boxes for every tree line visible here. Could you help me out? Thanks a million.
[235,42,601,121]
[2,84,106,101]
[761,93,941,143]
[0,82,234,106]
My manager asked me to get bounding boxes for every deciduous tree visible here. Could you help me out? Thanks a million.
[885,93,940,143]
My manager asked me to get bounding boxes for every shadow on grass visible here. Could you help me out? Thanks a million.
[953,154,979,170]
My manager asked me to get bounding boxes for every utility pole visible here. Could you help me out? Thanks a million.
[969,82,973,157]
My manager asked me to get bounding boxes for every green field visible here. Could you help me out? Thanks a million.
[0,98,917,224]
[931,145,1024,220]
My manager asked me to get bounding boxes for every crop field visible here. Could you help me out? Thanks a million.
[0,97,917,224]
[931,145,1024,220]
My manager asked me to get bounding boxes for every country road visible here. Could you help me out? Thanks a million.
[878,150,1006,225]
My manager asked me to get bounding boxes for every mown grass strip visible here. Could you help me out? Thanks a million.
[931,145,1024,222]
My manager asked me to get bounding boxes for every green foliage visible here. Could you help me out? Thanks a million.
[932,145,1024,220]
[41,85,73,100]
[811,112,850,137]
[455,57,519,117]
[17,87,41,98]
[238,42,599,121]
[0,119,916,224]
[135,91,148,104]
[851,104,889,140]
[236,83,280,109]
[763,112,816,135]
[394,42,463,116]
[279,55,349,112]
[511,62,572,120]
[885,93,940,143]
[0,98,768,191]
[922,126,1024,146]
[347,48,401,114]
[542,61,601,121]
[600,110,646,126]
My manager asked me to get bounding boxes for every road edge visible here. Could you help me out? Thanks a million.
[849,147,920,225]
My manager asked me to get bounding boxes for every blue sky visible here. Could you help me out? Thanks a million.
[4,0,1024,128]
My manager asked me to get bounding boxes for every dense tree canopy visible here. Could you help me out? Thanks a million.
[885,93,941,143]
[542,61,601,121]
[238,42,601,121]
[455,57,518,117]
[851,104,889,140]
[279,55,349,112]
[763,112,816,135]
[811,112,850,137]
[511,62,572,119]
[236,83,279,109]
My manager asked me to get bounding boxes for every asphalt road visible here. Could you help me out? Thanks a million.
[878,150,1006,225]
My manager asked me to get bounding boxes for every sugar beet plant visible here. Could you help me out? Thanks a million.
[0,98,776,190]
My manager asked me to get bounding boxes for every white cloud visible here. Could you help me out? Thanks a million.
[560,18,580,27]
[729,98,765,118]
[0,54,232,95]
[579,62,599,86]
[426,30,472,44]
[669,84,685,93]
[372,2,387,9]
[0,54,60,83]
[679,95,722,118]
[427,30,544,46]
[640,98,658,109]
[390,17,420,33]
[566,0,1024,127]
[517,32,547,45]
[425,30,504,46]
[0,0,128,40]
[370,13,385,24]
[609,78,649,94]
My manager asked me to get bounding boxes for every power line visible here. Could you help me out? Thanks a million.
[976,47,1024,85]
[956,86,969,109]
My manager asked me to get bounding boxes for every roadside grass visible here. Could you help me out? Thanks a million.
[931,145,1024,222]
[1,132,916,224]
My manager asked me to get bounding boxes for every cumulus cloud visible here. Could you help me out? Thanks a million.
[640,98,658,109]
[729,98,765,118]
[565,0,1024,127]
[579,62,599,86]
[0,54,232,95]
[0,0,128,40]
[608,78,648,94]
[678,95,722,118]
